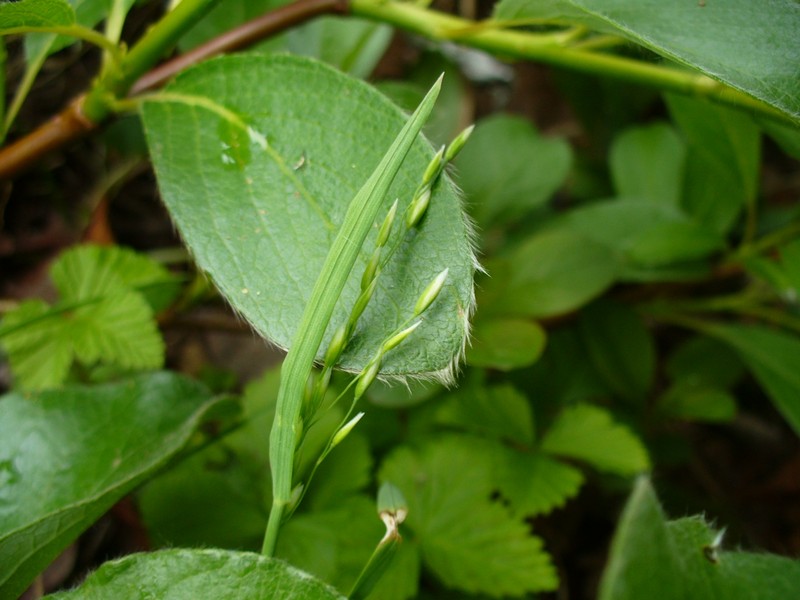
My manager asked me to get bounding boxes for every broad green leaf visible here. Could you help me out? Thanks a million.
[435,383,535,445]
[0,373,223,600]
[379,437,558,595]
[705,324,800,435]
[0,245,172,389]
[276,495,382,594]
[579,300,655,404]
[455,114,572,230]
[0,0,74,30]
[479,230,620,318]
[666,94,760,234]
[490,446,584,517]
[658,382,737,423]
[541,404,650,475]
[467,317,546,371]
[46,549,345,599]
[555,199,724,279]
[142,54,474,376]
[665,335,745,390]
[599,478,800,600]
[494,0,800,122]
[610,123,685,207]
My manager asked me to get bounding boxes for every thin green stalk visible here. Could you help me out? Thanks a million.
[261,77,442,557]
[82,0,222,122]
[349,0,795,125]
[1,25,122,60]
[3,43,47,140]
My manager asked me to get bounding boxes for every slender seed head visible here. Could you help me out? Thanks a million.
[331,412,365,448]
[354,355,382,400]
[376,200,399,248]
[351,277,378,323]
[414,268,449,317]
[422,146,446,185]
[361,247,382,292]
[444,124,475,162]
[381,321,422,354]
[324,324,348,366]
[405,186,431,229]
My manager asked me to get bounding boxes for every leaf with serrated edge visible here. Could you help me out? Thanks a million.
[142,54,475,377]
[0,373,224,600]
[541,404,650,475]
[379,437,558,595]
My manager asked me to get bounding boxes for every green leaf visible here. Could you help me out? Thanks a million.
[658,382,737,423]
[142,54,474,376]
[0,0,74,30]
[705,324,800,435]
[493,0,800,122]
[759,119,800,160]
[0,373,223,600]
[276,496,382,593]
[666,94,760,234]
[599,478,800,600]
[467,317,546,371]
[45,549,345,599]
[455,114,572,230]
[435,383,535,445]
[665,335,745,390]
[379,437,558,595]
[479,230,620,318]
[490,446,585,517]
[0,245,171,389]
[610,123,685,207]
[365,541,421,600]
[579,300,655,403]
[541,404,650,475]
[304,432,374,511]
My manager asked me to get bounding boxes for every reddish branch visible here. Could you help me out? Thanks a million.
[0,0,350,182]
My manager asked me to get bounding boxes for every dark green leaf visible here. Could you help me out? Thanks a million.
[455,114,572,229]
[0,373,223,599]
[379,437,558,595]
[541,404,650,475]
[665,335,745,390]
[658,382,737,423]
[467,317,546,371]
[610,123,685,207]
[494,0,800,122]
[599,478,800,600]
[46,549,345,599]
[479,230,620,318]
[579,300,655,403]
[706,324,800,435]
[142,54,474,376]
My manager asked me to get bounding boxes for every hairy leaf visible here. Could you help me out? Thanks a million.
[0,373,223,599]
[46,549,345,599]
[142,54,474,376]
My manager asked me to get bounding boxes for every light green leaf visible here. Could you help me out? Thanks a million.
[599,478,800,600]
[610,123,685,207]
[666,94,760,234]
[276,496,382,593]
[479,230,620,318]
[579,300,655,403]
[467,317,546,371]
[45,549,345,599]
[0,373,224,600]
[705,324,800,435]
[455,114,572,230]
[491,446,584,517]
[0,0,74,30]
[494,0,800,122]
[379,437,559,595]
[435,383,535,445]
[541,404,650,475]
[142,54,474,376]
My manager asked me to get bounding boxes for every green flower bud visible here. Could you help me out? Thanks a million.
[354,355,382,400]
[405,186,431,229]
[361,247,382,292]
[381,321,421,354]
[331,412,365,448]
[422,145,445,185]
[413,268,449,316]
[351,278,378,323]
[376,200,399,248]
[324,324,348,366]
